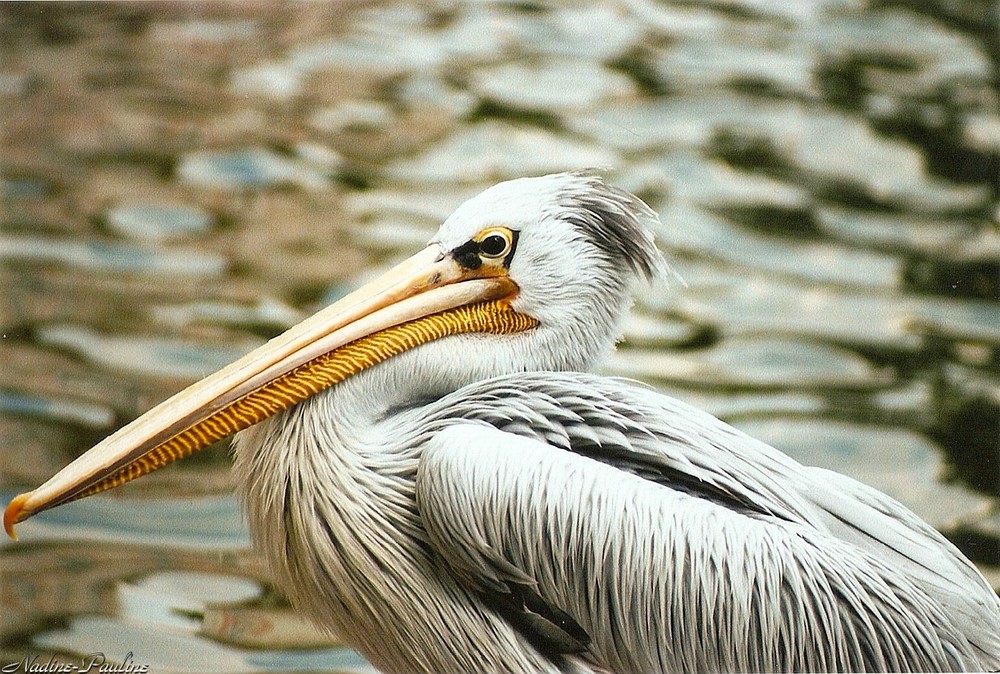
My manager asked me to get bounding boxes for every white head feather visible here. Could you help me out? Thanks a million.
[433,171,668,374]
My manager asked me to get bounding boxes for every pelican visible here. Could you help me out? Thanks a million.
[5,172,999,673]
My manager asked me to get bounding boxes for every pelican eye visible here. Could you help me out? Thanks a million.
[451,227,518,270]
[479,232,511,258]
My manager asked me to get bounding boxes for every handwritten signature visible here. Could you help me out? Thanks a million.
[2,652,150,674]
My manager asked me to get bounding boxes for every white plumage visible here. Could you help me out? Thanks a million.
[228,173,1000,672]
[7,172,996,672]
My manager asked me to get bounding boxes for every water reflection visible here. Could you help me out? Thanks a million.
[2,0,997,671]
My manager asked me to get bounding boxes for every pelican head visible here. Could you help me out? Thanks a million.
[4,171,665,535]
[437,172,666,373]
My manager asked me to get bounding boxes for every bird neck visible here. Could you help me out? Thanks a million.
[232,352,557,673]
[231,378,432,658]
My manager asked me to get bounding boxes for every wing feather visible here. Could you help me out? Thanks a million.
[417,423,989,672]
[409,372,1000,671]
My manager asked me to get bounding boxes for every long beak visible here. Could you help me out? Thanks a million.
[4,245,536,537]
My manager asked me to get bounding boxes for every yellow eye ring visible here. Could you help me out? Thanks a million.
[476,227,513,259]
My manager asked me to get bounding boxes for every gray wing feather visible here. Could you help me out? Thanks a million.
[438,377,821,524]
[805,468,1000,664]
[412,372,1000,671]
[417,423,985,672]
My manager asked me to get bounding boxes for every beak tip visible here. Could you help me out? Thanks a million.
[4,492,32,540]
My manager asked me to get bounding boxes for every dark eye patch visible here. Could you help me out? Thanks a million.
[451,239,484,270]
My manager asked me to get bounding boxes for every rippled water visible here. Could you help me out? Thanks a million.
[2,1,998,671]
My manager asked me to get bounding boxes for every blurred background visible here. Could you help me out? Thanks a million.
[1,1,998,671]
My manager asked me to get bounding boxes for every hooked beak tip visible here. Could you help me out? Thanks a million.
[4,492,31,540]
